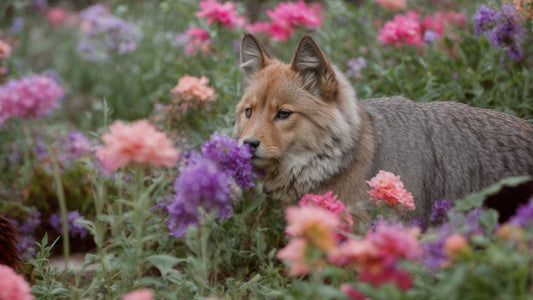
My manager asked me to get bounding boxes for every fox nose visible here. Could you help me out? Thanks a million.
[243,137,260,152]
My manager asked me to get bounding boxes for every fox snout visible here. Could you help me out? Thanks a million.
[242,137,260,153]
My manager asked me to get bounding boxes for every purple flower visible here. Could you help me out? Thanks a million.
[346,57,367,79]
[423,30,440,45]
[201,133,254,189]
[0,75,64,125]
[9,208,41,259]
[474,4,524,61]
[57,132,91,166]
[49,210,88,239]
[8,18,24,35]
[77,4,142,61]
[167,158,232,238]
[474,5,501,35]
[509,199,533,228]
[430,199,452,223]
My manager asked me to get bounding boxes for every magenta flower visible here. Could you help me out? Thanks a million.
[196,0,245,29]
[378,11,423,47]
[246,1,323,41]
[185,27,211,54]
[0,75,63,125]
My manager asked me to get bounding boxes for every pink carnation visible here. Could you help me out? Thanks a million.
[95,120,180,172]
[374,0,407,10]
[0,75,63,125]
[366,170,415,210]
[185,27,210,54]
[364,223,422,261]
[378,11,423,47]
[171,74,216,102]
[46,8,68,26]
[122,289,153,300]
[285,205,340,251]
[276,238,310,276]
[196,0,245,28]
[0,264,35,300]
[247,1,322,41]
[299,191,354,240]
[0,40,11,60]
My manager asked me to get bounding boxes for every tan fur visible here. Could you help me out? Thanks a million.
[233,34,533,223]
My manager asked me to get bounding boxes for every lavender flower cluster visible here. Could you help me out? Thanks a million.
[0,75,64,125]
[9,208,41,260]
[77,4,142,61]
[474,4,524,60]
[166,133,254,238]
[49,210,89,239]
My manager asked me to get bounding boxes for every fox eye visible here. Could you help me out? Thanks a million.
[245,108,252,118]
[275,109,292,120]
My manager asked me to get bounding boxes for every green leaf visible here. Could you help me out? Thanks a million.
[146,254,184,276]
[455,176,532,212]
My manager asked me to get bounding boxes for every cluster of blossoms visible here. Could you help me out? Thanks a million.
[49,210,89,239]
[34,131,92,173]
[0,75,64,125]
[170,74,217,113]
[9,208,41,260]
[0,264,34,300]
[474,4,524,60]
[77,4,142,61]
[277,189,422,298]
[366,170,415,211]
[378,10,465,47]
[95,120,180,173]
[246,0,323,41]
[166,133,254,238]
[196,0,245,29]
[184,27,211,54]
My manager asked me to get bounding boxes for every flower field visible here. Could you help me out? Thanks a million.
[1,0,533,299]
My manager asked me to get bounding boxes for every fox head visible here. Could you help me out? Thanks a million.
[233,34,362,199]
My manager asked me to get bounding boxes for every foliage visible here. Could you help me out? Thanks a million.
[0,0,532,299]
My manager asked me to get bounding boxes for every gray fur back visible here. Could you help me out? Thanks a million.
[360,96,533,218]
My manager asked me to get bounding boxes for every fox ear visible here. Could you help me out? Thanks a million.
[291,35,337,100]
[240,34,272,79]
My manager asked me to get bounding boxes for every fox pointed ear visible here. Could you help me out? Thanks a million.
[291,35,338,100]
[240,34,272,79]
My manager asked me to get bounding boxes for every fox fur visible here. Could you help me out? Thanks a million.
[233,34,533,223]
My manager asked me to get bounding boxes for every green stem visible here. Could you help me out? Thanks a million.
[48,145,70,277]
[134,164,146,279]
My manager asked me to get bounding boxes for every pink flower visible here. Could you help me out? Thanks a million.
[366,170,415,210]
[340,284,367,300]
[299,191,354,240]
[374,0,407,10]
[171,74,216,103]
[0,40,11,60]
[285,205,340,251]
[0,75,63,125]
[196,0,245,28]
[95,120,180,172]
[378,12,423,47]
[0,264,35,300]
[276,238,311,276]
[122,289,153,300]
[185,27,210,54]
[46,8,68,26]
[247,1,323,41]
[364,223,422,261]
[443,233,468,258]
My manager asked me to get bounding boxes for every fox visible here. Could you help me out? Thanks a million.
[233,33,533,224]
